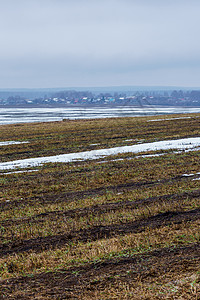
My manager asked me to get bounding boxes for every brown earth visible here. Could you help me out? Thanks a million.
[1,243,200,299]
[1,115,200,299]
[1,188,200,228]
[1,207,200,258]
[0,173,196,211]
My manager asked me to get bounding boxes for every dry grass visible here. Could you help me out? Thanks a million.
[0,113,200,299]
[1,220,200,280]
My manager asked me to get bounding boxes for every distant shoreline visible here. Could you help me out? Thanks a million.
[0,104,200,109]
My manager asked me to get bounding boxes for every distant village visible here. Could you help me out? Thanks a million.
[0,89,200,106]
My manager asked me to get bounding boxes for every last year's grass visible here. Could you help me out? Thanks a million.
[0,113,200,299]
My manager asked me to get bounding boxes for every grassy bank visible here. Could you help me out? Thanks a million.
[0,113,200,299]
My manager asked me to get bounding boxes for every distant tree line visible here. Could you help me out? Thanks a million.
[1,89,200,106]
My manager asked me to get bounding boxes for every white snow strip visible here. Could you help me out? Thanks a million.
[0,137,200,170]
[192,178,200,181]
[0,141,28,146]
[0,169,39,175]
[147,117,192,122]
[97,158,125,164]
[136,153,166,158]
[99,152,173,164]
[182,171,200,177]
[182,173,195,177]
[125,139,134,142]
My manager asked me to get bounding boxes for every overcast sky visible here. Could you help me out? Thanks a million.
[1,0,200,88]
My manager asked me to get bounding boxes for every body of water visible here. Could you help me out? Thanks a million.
[0,106,200,125]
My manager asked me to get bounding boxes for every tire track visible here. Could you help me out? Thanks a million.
[1,207,200,258]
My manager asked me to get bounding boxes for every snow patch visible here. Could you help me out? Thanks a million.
[125,139,134,142]
[136,153,166,158]
[147,117,193,122]
[182,171,200,178]
[0,137,200,170]
[0,141,28,146]
[182,173,195,177]
[0,169,39,175]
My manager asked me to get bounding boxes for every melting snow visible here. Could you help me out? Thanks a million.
[182,173,195,177]
[182,171,200,178]
[0,137,200,170]
[125,139,134,142]
[97,158,125,164]
[0,169,39,175]
[136,153,166,158]
[98,153,165,164]
[147,117,193,122]
[0,141,28,146]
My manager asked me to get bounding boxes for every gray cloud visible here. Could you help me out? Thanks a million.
[0,0,200,88]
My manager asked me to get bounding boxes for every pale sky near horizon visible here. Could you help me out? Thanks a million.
[0,0,200,88]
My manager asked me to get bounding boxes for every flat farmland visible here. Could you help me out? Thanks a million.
[0,113,200,299]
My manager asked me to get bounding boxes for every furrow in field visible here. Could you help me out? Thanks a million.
[1,208,200,258]
[1,243,200,299]
[0,174,195,211]
[1,189,200,227]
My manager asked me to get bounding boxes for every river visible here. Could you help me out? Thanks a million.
[0,106,200,125]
